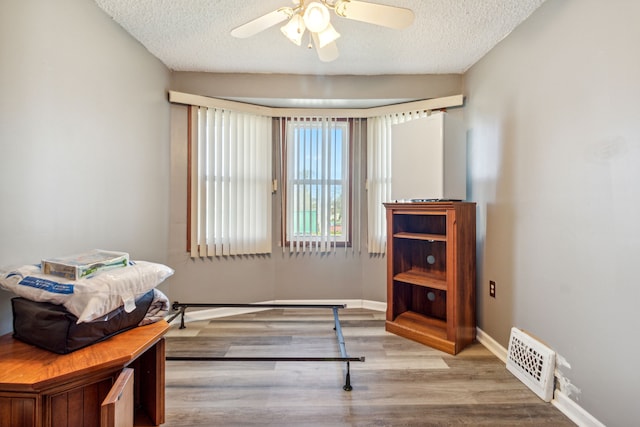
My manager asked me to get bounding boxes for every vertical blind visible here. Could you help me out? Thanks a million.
[366,112,427,254]
[184,94,442,257]
[280,116,362,254]
[190,106,272,257]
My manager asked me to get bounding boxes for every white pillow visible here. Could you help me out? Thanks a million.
[0,261,174,323]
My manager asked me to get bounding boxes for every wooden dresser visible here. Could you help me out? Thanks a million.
[0,320,169,427]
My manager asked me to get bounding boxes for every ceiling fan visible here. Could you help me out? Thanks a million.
[230,0,415,62]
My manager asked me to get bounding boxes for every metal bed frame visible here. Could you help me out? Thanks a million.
[166,302,365,391]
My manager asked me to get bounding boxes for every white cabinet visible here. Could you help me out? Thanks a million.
[391,111,466,201]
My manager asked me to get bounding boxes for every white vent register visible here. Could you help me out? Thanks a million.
[506,327,556,402]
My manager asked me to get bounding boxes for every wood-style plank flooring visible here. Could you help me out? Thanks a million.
[164,308,574,426]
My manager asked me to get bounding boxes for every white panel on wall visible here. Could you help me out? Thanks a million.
[391,112,466,201]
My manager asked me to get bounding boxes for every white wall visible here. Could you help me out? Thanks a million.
[0,0,171,334]
[171,72,462,104]
[465,0,640,425]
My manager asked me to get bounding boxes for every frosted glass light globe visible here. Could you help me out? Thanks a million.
[303,2,330,33]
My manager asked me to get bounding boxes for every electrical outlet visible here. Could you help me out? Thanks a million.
[489,281,496,298]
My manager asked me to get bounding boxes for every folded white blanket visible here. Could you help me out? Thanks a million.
[0,261,174,323]
[139,288,170,326]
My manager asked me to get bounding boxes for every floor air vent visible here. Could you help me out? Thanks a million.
[506,327,556,402]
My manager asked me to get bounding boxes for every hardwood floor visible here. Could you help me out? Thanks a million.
[164,308,574,426]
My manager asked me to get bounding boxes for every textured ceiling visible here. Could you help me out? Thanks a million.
[93,0,546,76]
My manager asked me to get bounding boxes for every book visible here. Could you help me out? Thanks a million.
[41,249,129,280]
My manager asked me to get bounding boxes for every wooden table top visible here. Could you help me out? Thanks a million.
[0,320,169,392]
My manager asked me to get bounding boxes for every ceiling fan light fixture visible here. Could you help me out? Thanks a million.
[231,0,415,62]
[281,14,306,46]
[303,2,331,33]
[316,22,340,48]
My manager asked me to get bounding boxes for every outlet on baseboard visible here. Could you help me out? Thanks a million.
[489,280,496,298]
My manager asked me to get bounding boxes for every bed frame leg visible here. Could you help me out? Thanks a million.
[179,306,186,329]
[343,361,353,391]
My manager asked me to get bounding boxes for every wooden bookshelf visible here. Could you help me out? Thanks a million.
[385,202,476,355]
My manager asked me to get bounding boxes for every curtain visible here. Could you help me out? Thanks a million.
[366,112,426,254]
[190,106,272,257]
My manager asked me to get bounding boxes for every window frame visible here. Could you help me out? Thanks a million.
[282,117,354,248]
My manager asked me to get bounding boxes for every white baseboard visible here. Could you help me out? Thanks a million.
[172,298,387,324]
[361,299,387,312]
[475,327,507,363]
[176,304,272,323]
[552,391,606,427]
[476,327,603,427]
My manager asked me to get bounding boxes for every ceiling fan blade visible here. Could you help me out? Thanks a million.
[312,33,339,62]
[335,0,414,29]
[230,8,291,38]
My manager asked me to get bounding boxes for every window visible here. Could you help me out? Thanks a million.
[283,117,351,251]
[173,91,459,257]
